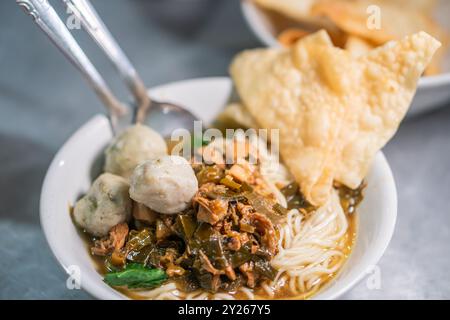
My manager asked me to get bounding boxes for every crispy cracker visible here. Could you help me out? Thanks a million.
[230,31,440,205]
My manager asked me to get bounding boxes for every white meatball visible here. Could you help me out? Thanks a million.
[73,173,132,237]
[130,155,198,214]
[104,124,168,179]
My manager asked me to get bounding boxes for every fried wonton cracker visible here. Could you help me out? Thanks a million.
[379,0,437,14]
[216,102,258,129]
[231,31,349,206]
[254,0,319,24]
[278,28,311,47]
[311,0,444,45]
[345,35,375,57]
[230,31,440,206]
[334,32,441,188]
[254,0,347,47]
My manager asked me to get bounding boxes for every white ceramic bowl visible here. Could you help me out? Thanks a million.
[241,0,450,116]
[40,77,397,300]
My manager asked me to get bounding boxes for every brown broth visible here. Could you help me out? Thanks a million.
[80,196,358,300]
[228,210,357,300]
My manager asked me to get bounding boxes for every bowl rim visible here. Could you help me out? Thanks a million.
[315,152,398,299]
[40,114,125,300]
[40,76,398,300]
[240,0,450,88]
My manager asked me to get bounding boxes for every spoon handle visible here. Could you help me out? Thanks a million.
[63,0,151,115]
[16,0,127,118]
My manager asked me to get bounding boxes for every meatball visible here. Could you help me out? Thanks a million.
[104,124,168,179]
[129,155,198,214]
[73,173,132,237]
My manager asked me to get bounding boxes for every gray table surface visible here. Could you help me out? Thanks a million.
[1,0,449,300]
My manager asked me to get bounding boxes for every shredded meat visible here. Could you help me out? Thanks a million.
[235,203,277,255]
[239,262,256,288]
[225,265,237,281]
[215,219,233,235]
[85,138,288,295]
[239,232,250,244]
[91,222,129,256]
[195,196,229,225]
[228,164,252,183]
[196,182,227,197]
[91,241,111,256]
[183,161,279,291]
[166,263,186,277]
[236,203,253,216]
[227,236,241,251]
[198,250,237,282]
[248,212,278,255]
[110,223,129,249]
[160,248,178,266]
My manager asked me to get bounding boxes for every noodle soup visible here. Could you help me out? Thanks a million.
[71,30,439,300]
[79,135,360,300]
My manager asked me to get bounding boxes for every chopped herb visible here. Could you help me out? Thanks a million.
[104,263,167,289]
[220,176,241,191]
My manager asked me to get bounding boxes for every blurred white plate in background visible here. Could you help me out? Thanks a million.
[241,0,450,116]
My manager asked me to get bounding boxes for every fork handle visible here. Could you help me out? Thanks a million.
[63,0,151,114]
[16,0,127,117]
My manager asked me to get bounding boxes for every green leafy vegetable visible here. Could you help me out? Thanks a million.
[126,229,153,252]
[253,258,277,280]
[220,176,241,191]
[280,182,314,211]
[243,191,287,223]
[126,245,155,265]
[177,214,197,240]
[103,263,167,289]
[206,189,246,202]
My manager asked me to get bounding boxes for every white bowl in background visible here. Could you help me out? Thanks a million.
[40,77,397,300]
[241,0,450,116]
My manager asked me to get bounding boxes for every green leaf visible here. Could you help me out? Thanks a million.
[104,263,167,289]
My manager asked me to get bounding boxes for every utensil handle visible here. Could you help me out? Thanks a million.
[63,0,151,113]
[16,0,127,117]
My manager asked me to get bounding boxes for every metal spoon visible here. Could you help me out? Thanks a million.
[62,0,199,137]
[16,0,129,134]
[17,0,198,137]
